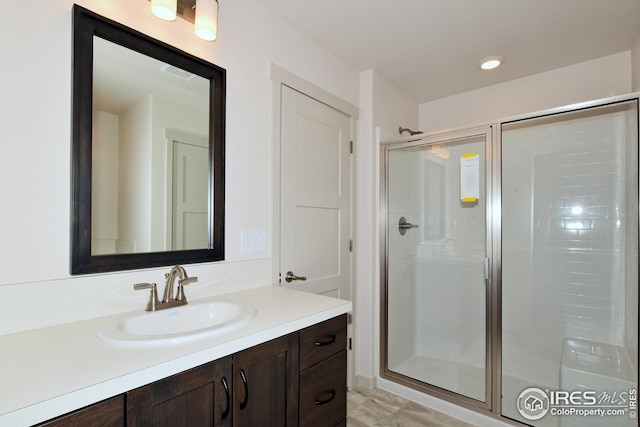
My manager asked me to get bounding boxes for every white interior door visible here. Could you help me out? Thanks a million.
[280,86,352,299]
[172,140,208,250]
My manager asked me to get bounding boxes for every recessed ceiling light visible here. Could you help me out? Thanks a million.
[479,55,505,70]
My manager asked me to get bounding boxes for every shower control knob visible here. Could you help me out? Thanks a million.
[398,217,419,236]
[284,271,307,283]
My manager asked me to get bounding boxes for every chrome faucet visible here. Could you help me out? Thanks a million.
[162,265,198,304]
[134,265,198,311]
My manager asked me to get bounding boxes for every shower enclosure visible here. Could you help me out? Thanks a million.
[381,96,639,426]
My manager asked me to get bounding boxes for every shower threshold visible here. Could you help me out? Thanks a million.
[389,354,485,402]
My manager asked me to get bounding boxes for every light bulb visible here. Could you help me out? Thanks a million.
[151,0,177,21]
[195,0,219,41]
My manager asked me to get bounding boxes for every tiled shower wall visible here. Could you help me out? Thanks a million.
[502,104,638,385]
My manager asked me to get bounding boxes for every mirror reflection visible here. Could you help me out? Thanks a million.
[92,37,210,255]
[72,5,225,274]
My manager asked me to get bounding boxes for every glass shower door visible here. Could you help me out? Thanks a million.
[501,100,639,426]
[383,129,491,405]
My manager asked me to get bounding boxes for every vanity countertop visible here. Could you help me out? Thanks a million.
[0,286,352,427]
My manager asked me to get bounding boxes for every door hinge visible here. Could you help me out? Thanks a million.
[349,337,352,350]
[350,140,353,154]
[349,239,353,252]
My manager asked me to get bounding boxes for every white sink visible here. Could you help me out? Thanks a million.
[97,301,257,347]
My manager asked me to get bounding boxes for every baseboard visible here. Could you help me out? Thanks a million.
[354,375,377,390]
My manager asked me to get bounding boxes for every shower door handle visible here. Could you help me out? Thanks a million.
[284,271,307,283]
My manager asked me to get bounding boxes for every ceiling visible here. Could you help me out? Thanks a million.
[94,37,208,114]
[259,0,640,103]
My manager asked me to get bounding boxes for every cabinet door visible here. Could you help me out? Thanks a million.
[299,350,347,427]
[127,357,232,427]
[233,333,299,427]
[37,395,124,427]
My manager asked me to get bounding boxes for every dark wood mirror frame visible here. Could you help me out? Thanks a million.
[71,5,225,274]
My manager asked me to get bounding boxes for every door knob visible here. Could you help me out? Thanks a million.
[284,271,307,283]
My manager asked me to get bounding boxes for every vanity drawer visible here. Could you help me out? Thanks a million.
[299,314,347,370]
[299,350,347,427]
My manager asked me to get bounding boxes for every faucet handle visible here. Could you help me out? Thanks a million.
[133,282,155,291]
[180,276,198,285]
[134,282,159,312]
[176,276,197,302]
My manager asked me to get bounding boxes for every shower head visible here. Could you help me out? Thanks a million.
[399,126,423,136]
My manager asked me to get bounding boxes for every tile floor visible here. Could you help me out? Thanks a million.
[347,387,477,427]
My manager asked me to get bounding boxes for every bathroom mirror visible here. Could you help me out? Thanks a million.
[71,5,225,274]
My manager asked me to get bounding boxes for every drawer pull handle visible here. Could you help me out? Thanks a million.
[315,335,336,346]
[239,369,249,410]
[221,377,230,420]
[314,389,336,405]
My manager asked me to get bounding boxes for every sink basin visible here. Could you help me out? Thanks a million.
[97,301,257,347]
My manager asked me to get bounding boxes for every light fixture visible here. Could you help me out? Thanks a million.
[151,0,177,21]
[479,55,504,70]
[195,0,219,41]
[149,0,219,42]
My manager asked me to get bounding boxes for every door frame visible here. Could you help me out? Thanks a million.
[269,63,358,385]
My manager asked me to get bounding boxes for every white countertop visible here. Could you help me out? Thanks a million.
[0,286,352,427]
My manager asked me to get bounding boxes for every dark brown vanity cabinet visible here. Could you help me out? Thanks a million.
[229,314,348,427]
[298,314,348,427]
[232,333,299,426]
[35,315,347,427]
[36,396,125,427]
[125,333,303,427]
[126,356,232,427]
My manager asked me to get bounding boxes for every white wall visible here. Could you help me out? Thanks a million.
[354,70,418,386]
[0,0,359,335]
[372,73,419,136]
[632,30,640,91]
[92,111,120,254]
[419,52,632,133]
[118,95,153,252]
